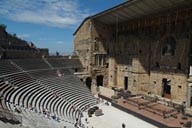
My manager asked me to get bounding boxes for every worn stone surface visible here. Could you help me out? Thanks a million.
[74,7,192,103]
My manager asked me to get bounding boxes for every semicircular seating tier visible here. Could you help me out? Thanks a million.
[0,58,96,128]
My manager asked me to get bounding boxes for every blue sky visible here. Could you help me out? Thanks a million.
[0,0,126,55]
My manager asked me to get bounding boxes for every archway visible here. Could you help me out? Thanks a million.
[2,52,7,59]
[124,77,128,90]
[85,77,92,89]
[162,78,171,99]
[161,36,176,56]
[96,75,104,86]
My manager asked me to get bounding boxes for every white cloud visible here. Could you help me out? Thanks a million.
[56,41,64,44]
[17,33,30,38]
[0,0,90,28]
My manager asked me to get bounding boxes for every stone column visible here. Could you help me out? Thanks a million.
[91,78,97,94]
[187,83,192,108]
[97,55,100,66]
[101,55,104,66]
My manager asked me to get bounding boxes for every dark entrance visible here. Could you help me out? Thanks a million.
[162,78,171,99]
[2,52,7,59]
[96,75,103,86]
[124,77,128,90]
[190,96,192,107]
[74,68,78,72]
[86,77,92,90]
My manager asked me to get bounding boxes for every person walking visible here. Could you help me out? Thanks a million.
[122,123,126,128]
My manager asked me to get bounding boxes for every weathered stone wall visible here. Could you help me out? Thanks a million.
[90,21,114,87]
[149,37,190,101]
[113,33,190,102]
[74,7,192,103]
[74,19,92,72]
[150,71,187,102]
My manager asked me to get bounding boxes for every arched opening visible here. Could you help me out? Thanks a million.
[2,52,7,59]
[86,77,92,90]
[177,63,181,70]
[96,75,104,87]
[74,68,78,72]
[162,78,171,99]
[161,36,176,56]
[156,62,160,68]
[124,77,128,90]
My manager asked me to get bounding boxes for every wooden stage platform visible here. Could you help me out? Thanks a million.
[98,94,192,128]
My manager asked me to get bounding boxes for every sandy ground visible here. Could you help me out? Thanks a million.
[81,102,158,128]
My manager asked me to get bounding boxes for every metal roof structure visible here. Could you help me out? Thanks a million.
[92,0,192,24]
[74,0,192,35]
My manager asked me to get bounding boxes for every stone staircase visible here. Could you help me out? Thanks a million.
[42,58,54,69]
[10,61,24,72]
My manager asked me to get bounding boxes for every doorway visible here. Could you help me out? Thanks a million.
[162,78,171,99]
[2,52,7,59]
[124,77,128,90]
[86,77,92,90]
[96,75,103,86]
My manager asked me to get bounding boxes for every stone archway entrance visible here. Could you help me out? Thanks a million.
[187,83,192,108]
[124,77,128,90]
[162,78,171,99]
[85,77,92,89]
[96,75,104,86]
[2,52,7,59]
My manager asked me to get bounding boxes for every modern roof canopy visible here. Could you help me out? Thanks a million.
[92,0,191,24]
[73,0,192,35]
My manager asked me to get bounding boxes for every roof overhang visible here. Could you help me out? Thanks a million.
[92,0,192,25]
[74,0,192,35]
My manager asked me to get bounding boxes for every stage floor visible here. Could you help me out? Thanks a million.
[81,103,157,128]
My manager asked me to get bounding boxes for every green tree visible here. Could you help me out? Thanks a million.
[0,24,7,29]
[12,33,17,37]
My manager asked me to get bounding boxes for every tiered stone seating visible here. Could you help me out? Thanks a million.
[1,45,35,51]
[3,72,36,88]
[0,60,21,76]
[12,82,41,107]
[0,79,10,110]
[46,58,83,68]
[0,79,23,125]
[13,59,50,71]
[28,68,71,80]
[0,58,96,128]
[5,74,83,123]
[40,75,97,121]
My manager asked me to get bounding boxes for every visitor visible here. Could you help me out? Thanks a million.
[122,123,126,128]
[16,106,21,113]
[105,101,109,106]
[85,118,87,123]
[181,101,187,119]
[13,105,17,112]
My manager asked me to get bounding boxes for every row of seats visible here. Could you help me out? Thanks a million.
[0,45,36,51]
[0,58,82,76]
[0,61,96,127]
[46,58,83,68]
[29,68,72,80]
[0,60,21,76]
[12,59,50,71]
[39,75,96,121]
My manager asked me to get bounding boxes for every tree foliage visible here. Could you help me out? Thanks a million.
[12,33,17,37]
[0,24,7,29]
